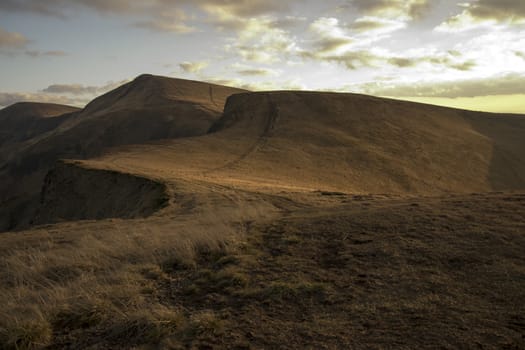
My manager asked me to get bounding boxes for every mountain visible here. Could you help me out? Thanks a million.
[85,90,525,196]
[0,75,245,230]
[1,75,524,349]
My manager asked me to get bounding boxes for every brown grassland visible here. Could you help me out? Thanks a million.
[0,75,524,349]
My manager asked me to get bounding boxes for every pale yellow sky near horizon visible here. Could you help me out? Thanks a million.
[397,94,525,114]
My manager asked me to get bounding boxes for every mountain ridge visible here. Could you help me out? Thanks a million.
[1,74,525,230]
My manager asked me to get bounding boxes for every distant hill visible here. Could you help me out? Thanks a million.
[0,102,79,147]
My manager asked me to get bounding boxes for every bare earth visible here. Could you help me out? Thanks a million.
[0,75,524,349]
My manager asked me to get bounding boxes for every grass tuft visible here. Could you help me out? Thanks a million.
[106,307,185,345]
[0,317,52,350]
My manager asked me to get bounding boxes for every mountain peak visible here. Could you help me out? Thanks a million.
[82,74,247,115]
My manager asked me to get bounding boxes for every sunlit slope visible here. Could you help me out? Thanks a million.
[89,91,525,194]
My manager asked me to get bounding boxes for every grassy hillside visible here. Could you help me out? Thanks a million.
[1,76,524,349]
[1,191,524,348]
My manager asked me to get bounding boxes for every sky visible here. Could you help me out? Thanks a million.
[1,0,524,113]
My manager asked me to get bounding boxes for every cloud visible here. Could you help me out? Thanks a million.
[386,55,476,71]
[0,26,29,48]
[0,79,130,108]
[0,0,297,31]
[308,17,354,55]
[134,21,196,33]
[236,67,279,76]
[302,30,477,72]
[0,0,141,17]
[0,26,67,58]
[223,17,299,64]
[466,0,525,22]
[348,0,432,21]
[133,9,196,33]
[42,84,98,95]
[0,1,198,34]
[436,0,525,32]
[204,76,305,91]
[179,61,209,73]
[351,17,402,32]
[302,50,378,69]
[24,50,68,57]
[354,73,525,98]
[199,0,291,26]
[0,91,86,108]
[41,80,128,95]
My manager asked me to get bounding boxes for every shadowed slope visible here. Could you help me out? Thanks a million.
[465,113,525,190]
[0,102,79,148]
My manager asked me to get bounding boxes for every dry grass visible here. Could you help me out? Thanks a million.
[0,216,243,349]
[1,192,524,348]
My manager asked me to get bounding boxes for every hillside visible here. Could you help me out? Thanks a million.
[87,91,525,195]
[0,75,245,231]
[0,102,79,148]
[0,76,524,349]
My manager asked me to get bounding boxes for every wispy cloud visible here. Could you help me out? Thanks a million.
[436,0,525,32]
[308,17,354,55]
[0,79,130,108]
[236,67,280,76]
[204,76,304,91]
[223,17,300,64]
[133,9,196,33]
[0,91,85,107]
[42,80,128,95]
[0,26,29,48]
[24,50,68,57]
[179,61,209,73]
[344,0,432,21]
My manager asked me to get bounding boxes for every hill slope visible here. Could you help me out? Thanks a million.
[0,102,79,148]
[88,91,525,195]
[1,76,524,349]
[0,75,245,231]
